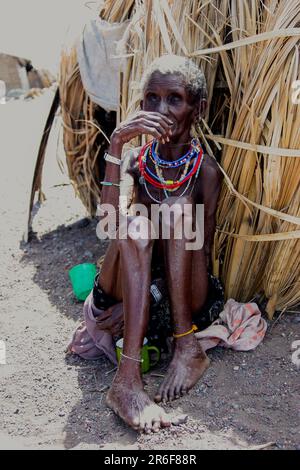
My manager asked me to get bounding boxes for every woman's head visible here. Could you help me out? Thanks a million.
[141,55,207,103]
[140,55,207,141]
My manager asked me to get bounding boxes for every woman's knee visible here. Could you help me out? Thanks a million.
[118,215,154,249]
[159,196,195,238]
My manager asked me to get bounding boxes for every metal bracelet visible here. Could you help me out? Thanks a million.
[100,181,120,187]
[104,152,121,166]
[120,352,143,363]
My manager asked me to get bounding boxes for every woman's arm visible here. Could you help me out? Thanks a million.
[98,135,123,231]
[200,156,223,269]
[98,111,173,231]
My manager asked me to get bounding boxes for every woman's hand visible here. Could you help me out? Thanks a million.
[109,111,173,156]
[96,303,124,337]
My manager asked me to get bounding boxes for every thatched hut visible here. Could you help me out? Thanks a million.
[0,52,54,95]
[33,0,300,318]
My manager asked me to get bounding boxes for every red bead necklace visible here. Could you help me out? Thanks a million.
[138,140,203,190]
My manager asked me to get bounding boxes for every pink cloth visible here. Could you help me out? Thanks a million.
[195,299,267,352]
[68,296,267,364]
[67,292,118,364]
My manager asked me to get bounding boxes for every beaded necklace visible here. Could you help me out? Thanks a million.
[151,138,200,168]
[138,139,203,191]
[143,156,184,203]
[147,148,192,191]
[144,176,194,203]
[147,146,187,184]
[155,159,190,192]
[138,138,204,201]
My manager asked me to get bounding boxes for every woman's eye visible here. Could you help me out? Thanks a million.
[147,93,159,102]
[168,94,182,104]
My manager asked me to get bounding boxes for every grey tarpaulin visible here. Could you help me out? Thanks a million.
[76,18,129,112]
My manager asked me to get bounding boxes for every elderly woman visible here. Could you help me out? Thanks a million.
[70,55,222,432]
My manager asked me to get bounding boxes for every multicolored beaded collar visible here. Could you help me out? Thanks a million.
[138,138,203,191]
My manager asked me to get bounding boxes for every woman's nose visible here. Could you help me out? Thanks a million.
[157,99,169,115]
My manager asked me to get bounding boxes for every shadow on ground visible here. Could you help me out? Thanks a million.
[20,217,108,321]
[20,216,139,449]
[62,353,138,449]
[19,217,300,449]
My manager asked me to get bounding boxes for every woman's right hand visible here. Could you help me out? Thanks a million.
[108,111,173,156]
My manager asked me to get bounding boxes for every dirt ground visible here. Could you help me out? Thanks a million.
[0,95,299,450]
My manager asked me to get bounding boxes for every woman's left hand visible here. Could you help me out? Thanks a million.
[96,303,124,336]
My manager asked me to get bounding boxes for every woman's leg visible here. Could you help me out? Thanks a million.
[155,196,210,403]
[100,216,179,431]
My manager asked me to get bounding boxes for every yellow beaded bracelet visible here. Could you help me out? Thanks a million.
[173,324,198,338]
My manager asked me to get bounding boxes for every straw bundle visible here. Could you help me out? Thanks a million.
[60,48,102,214]
[59,0,300,317]
[200,0,300,317]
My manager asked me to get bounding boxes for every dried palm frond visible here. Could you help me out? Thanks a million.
[206,0,300,317]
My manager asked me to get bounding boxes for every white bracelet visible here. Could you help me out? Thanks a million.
[120,352,143,363]
[104,152,121,166]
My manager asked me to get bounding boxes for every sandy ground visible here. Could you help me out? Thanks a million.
[0,93,299,450]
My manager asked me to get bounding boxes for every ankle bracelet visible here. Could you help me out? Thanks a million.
[120,352,143,363]
[173,324,198,339]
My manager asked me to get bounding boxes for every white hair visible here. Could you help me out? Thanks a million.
[141,54,207,102]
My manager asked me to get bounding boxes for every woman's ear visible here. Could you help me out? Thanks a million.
[199,99,207,117]
[193,99,207,123]
[192,105,198,122]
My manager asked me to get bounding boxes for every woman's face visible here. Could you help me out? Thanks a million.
[141,72,203,142]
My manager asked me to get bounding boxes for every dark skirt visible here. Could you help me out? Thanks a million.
[147,267,224,351]
[93,263,224,352]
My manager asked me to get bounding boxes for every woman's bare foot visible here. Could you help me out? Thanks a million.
[154,334,210,403]
[106,371,187,432]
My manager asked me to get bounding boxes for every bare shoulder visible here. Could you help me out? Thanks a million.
[200,153,223,187]
[196,153,223,206]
